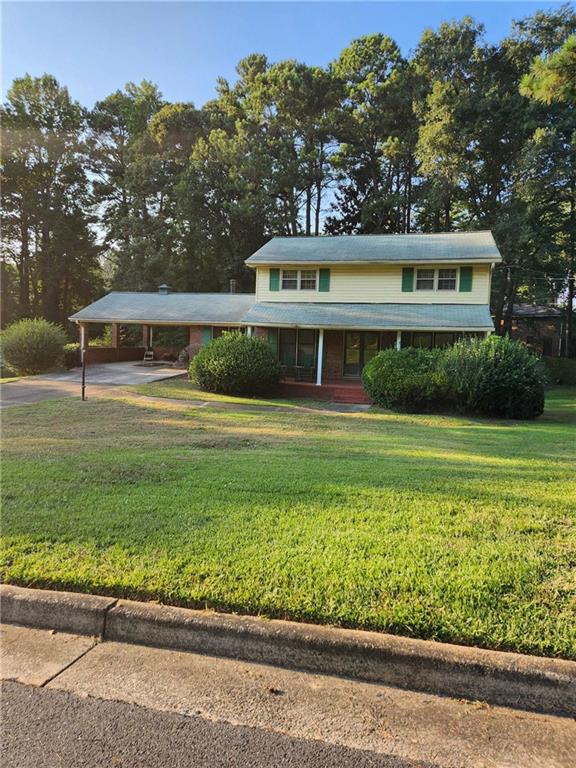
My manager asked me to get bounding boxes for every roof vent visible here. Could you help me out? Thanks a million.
[229,279,237,294]
[158,284,171,295]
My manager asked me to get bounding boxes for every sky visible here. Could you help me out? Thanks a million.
[2,1,572,108]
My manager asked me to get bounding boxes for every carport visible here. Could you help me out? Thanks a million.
[69,286,256,364]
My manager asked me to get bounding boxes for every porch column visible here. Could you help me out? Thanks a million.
[316,328,324,386]
[485,330,491,339]
[79,323,89,351]
[246,326,253,337]
[111,322,121,349]
[395,330,402,351]
[142,325,151,348]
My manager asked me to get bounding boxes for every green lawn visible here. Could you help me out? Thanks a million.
[127,376,332,409]
[2,387,575,658]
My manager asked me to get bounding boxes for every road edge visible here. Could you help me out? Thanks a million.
[2,584,574,717]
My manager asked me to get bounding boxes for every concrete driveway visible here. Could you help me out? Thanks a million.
[0,362,185,408]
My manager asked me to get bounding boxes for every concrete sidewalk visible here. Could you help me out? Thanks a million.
[0,362,184,407]
[1,623,574,768]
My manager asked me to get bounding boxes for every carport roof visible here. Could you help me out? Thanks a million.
[69,291,256,325]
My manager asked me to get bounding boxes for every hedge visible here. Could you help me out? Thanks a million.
[363,336,547,419]
[189,331,280,395]
[1,319,67,375]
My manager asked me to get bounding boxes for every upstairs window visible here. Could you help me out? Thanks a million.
[281,268,317,291]
[438,268,457,291]
[299,269,317,290]
[416,269,435,291]
[415,267,458,291]
[281,269,298,290]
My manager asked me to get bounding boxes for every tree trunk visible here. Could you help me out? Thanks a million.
[502,279,518,336]
[493,267,509,336]
[18,213,31,317]
[405,165,412,233]
[444,199,451,231]
[1,260,9,328]
[565,195,575,357]
[314,141,324,237]
[305,185,312,236]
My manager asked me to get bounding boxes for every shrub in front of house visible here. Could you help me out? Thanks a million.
[442,335,546,419]
[64,343,81,368]
[1,318,68,375]
[362,347,449,412]
[189,331,280,396]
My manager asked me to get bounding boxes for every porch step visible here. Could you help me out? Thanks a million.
[278,381,372,405]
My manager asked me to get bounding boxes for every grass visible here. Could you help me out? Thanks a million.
[127,376,332,409]
[1,387,575,659]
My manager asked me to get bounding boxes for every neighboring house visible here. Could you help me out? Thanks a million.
[70,231,501,388]
[505,304,563,357]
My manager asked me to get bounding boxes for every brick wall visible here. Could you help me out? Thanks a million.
[85,347,144,364]
[186,326,205,359]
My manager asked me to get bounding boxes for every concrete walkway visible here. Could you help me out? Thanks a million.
[2,623,574,768]
[0,362,185,408]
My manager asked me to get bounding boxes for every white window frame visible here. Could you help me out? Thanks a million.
[415,267,459,292]
[437,268,458,291]
[281,269,298,290]
[280,268,318,291]
[415,268,435,291]
[299,269,317,290]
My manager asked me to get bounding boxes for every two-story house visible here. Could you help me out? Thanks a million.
[70,231,501,399]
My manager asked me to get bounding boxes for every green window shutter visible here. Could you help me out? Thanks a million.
[459,266,473,292]
[267,327,278,355]
[318,268,330,292]
[202,327,212,345]
[402,267,414,292]
[269,268,280,292]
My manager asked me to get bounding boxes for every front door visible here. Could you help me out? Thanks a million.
[343,331,379,377]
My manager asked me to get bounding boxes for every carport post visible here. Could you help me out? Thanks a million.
[79,323,88,401]
[316,329,324,386]
[81,348,87,401]
[111,322,121,349]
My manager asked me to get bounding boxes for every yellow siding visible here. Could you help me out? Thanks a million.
[255,264,491,304]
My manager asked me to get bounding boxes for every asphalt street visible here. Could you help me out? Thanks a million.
[1,681,432,768]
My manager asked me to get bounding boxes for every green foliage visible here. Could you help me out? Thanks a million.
[1,75,102,326]
[520,34,576,103]
[1,319,67,375]
[2,7,576,357]
[362,347,449,412]
[543,355,576,385]
[189,332,280,395]
[364,337,547,419]
[443,336,546,419]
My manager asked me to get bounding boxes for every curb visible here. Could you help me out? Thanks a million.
[1,584,116,636]
[2,584,575,717]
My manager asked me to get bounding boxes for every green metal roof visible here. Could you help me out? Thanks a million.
[242,303,494,331]
[245,231,501,266]
[69,291,255,325]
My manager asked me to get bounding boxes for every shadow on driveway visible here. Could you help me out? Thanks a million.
[0,363,185,408]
